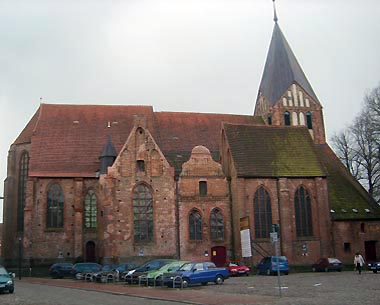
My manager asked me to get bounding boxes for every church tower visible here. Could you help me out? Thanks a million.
[254,1,326,144]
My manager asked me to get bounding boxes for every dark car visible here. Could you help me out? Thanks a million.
[225,261,250,276]
[257,256,289,275]
[71,263,102,280]
[312,257,342,272]
[367,260,380,273]
[124,259,175,284]
[91,264,118,282]
[0,265,14,294]
[49,263,74,279]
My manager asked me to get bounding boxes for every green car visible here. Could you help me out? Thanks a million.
[0,265,14,294]
[141,260,188,286]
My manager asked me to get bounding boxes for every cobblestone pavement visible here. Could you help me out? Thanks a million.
[2,270,379,305]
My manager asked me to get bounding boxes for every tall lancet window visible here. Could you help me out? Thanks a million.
[84,190,97,229]
[133,184,153,242]
[254,187,272,238]
[17,152,29,231]
[294,186,313,237]
[47,183,64,228]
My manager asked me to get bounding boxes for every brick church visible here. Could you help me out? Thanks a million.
[2,14,380,267]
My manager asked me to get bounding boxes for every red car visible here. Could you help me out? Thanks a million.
[312,258,343,272]
[226,261,250,276]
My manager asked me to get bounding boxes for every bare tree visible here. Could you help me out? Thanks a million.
[331,130,360,178]
[331,83,380,201]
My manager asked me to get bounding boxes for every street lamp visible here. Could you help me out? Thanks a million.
[18,237,22,280]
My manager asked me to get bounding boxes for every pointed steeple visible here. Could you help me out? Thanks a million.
[258,22,320,107]
[99,134,117,174]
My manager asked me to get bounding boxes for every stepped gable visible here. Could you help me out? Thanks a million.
[155,112,263,175]
[315,144,380,220]
[223,123,325,177]
[28,104,155,177]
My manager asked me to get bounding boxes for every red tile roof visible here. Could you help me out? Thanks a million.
[24,104,263,177]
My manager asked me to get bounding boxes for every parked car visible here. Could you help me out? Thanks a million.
[0,265,14,294]
[312,258,342,272]
[257,256,289,275]
[367,260,380,273]
[71,263,102,280]
[48,263,74,279]
[114,263,139,281]
[225,261,250,276]
[91,264,118,282]
[124,259,175,284]
[162,261,230,288]
[141,260,188,286]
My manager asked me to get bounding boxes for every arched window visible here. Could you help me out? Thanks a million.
[17,152,29,231]
[133,184,153,242]
[292,112,298,125]
[189,209,202,241]
[254,187,272,238]
[47,183,64,228]
[294,186,313,237]
[210,208,224,240]
[284,111,291,126]
[84,190,97,229]
[299,112,305,126]
[306,112,313,129]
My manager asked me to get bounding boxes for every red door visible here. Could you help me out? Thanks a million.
[211,246,227,267]
[86,241,96,262]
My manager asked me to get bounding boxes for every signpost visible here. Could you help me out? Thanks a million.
[271,224,282,298]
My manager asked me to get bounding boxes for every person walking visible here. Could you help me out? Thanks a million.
[354,252,365,274]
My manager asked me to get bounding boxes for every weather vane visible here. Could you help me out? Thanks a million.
[273,0,278,23]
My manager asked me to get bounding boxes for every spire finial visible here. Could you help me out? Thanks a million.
[272,0,278,23]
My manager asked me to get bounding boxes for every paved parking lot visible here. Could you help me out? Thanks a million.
[9,270,380,305]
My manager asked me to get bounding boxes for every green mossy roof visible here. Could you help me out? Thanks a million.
[315,144,380,220]
[224,124,325,177]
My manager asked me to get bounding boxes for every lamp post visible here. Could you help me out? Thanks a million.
[18,237,22,280]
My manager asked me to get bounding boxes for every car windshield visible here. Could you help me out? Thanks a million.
[178,263,193,271]
[328,258,341,263]
[275,256,287,262]
[0,267,8,275]
[102,265,114,271]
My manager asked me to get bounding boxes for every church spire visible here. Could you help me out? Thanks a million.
[273,0,278,23]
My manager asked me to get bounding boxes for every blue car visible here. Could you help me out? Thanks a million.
[0,265,14,294]
[257,256,289,275]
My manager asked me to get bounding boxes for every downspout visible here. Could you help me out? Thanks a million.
[175,175,181,259]
[227,177,236,260]
[276,178,284,255]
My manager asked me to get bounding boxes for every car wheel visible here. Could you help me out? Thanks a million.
[324,267,329,272]
[181,278,189,288]
[312,267,316,272]
[373,270,377,274]
[266,268,271,276]
[8,287,14,294]
[284,271,289,275]
[215,275,224,285]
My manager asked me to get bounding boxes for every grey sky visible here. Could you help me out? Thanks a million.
[1,0,380,222]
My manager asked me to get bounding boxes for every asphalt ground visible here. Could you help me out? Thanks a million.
[15,270,380,305]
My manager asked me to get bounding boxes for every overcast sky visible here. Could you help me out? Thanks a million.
[1,0,380,222]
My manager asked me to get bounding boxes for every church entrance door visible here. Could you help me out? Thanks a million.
[85,241,96,262]
[211,246,227,267]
